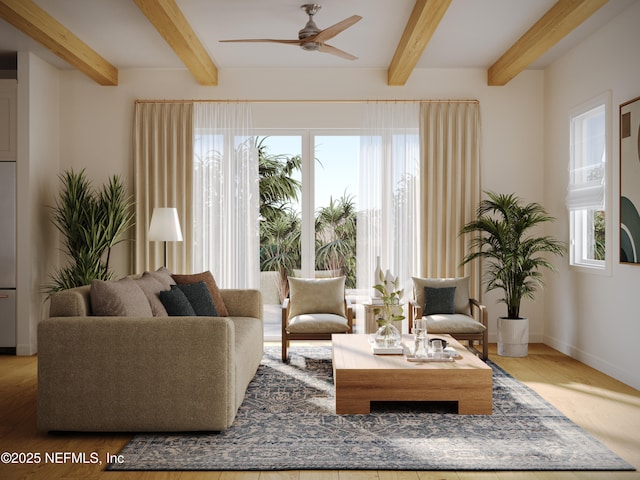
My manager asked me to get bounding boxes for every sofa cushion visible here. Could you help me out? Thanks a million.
[176,281,218,316]
[412,276,471,316]
[90,278,154,317]
[159,286,196,316]
[423,286,456,315]
[288,276,346,320]
[172,271,228,317]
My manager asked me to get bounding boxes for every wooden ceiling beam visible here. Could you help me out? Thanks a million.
[0,0,118,86]
[133,0,218,86]
[387,0,452,86]
[488,0,609,86]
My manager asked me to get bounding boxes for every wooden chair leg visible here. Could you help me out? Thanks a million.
[481,331,488,360]
[282,337,288,362]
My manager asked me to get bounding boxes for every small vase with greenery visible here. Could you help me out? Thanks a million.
[460,191,565,355]
[45,169,134,296]
[372,271,405,347]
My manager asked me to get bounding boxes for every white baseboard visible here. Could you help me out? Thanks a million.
[16,343,36,356]
[544,334,639,390]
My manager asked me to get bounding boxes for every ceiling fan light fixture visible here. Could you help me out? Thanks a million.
[300,41,321,52]
[298,4,321,40]
[301,4,321,16]
[298,20,320,40]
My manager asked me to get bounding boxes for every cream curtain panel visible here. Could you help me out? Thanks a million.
[419,101,481,300]
[133,102,193,274]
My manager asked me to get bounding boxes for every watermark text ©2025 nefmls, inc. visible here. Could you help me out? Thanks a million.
[1,451,124,465]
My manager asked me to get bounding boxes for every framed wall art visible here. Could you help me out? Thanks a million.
[620,95,640,264]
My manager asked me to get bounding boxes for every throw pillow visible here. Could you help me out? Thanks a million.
[175,281,218,316]
[90,277,154,317]
[423,286,456,316]
[147,266,176,290]
[159,286,196,316]
[412,276,471,316]
[172,271,228,316]
[288,276,346,320]
[134,272,170,316]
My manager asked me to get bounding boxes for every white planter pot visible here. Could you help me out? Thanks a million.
[497,317,529,357]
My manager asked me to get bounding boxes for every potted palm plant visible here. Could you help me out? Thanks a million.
[460,191,566,357]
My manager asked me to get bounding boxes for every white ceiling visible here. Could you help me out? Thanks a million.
[0,0,636,75]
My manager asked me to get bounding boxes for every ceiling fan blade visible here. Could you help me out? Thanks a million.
[319,43,358,61]
[311,15,362,43]
[219,39,302,45]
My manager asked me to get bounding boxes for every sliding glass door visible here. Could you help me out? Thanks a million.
[313,134,359,289]
[258,135,302,313]
[257,131,360,338]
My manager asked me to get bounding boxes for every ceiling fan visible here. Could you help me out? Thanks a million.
[220,4,362,61]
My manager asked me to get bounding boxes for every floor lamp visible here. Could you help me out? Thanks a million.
[148,207,183,268]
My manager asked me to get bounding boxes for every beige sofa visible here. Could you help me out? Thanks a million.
[38,285,263,432]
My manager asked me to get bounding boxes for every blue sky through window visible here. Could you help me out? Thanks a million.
[259,134,359,213]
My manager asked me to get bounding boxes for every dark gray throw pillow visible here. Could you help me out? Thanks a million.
[176,281,218,316]
[159,286,196,316]
[423,286,456,315]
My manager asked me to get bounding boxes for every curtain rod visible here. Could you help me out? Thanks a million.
[134,99,479,104]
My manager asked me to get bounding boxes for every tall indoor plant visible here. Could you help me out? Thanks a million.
[461,191,566,356]
[45,169,134,295]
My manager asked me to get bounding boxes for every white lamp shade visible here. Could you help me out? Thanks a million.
[148,208,183,242]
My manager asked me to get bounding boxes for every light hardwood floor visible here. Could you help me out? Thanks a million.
[1,343,639,480]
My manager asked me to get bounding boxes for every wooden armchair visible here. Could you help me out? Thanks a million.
[409,276,488,360]
[281,276,353,362]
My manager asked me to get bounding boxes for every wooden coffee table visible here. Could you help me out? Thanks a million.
[332,333,492,415]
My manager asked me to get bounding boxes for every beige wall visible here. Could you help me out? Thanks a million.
[16,52,59,354]
[544,1,640,389]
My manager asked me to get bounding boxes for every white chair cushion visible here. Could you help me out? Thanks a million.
[286,313,350,334]
[424,314,486,334]
[288,276,346,320]
[412,276,471,316]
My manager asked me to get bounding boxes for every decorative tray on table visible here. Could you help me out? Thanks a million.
[404,346,461,363]
[370,344,405,354]
[368,336,405,354]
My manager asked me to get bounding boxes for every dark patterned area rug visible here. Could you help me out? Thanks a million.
[109,346,634,471]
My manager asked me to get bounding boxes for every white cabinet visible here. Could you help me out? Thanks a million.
[0,80,17,160]
[0,290,16,353]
